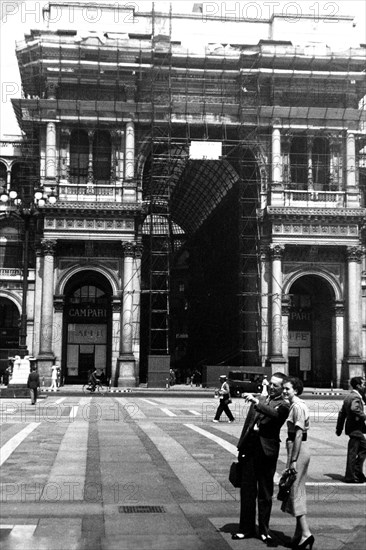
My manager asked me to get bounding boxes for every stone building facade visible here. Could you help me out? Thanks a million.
[0,3,365,387]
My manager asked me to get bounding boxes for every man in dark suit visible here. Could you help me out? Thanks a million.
[336,376,366,483]
[27,365,40,405]
[232,372,289,545]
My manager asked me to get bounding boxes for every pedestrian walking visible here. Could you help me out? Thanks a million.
[336,376,366,483]
[281,377,313,549]
[49,364,58,391]
[232,372,289,544]
[213,375,235,423]
[27,365,40,405]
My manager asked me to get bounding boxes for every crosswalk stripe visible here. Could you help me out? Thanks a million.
[185,423,281,483]
[161,408,176,417]
[69,405,78,419]
[0,423,40,466]
[189,410,201,416]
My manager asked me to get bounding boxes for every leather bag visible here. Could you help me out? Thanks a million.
[229,462,241,488]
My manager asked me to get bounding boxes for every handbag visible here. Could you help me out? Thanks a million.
[229,461,241,488]
[277,468,297,501]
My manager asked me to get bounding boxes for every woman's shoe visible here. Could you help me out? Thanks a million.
[296,535,314,550]
[232,532,256,540]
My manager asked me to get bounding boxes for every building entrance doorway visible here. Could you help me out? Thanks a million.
[62,271,112,384]
[288,274,334,387]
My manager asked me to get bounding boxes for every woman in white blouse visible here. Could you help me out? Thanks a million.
[281,377,314,550]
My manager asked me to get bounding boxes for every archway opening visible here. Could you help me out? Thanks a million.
[62,270,113,384]
[0,298,20,378]
[288,275,335,387]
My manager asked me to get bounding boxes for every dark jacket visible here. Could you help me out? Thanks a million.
[336,390,366,437]
[27,371,40,389]
[237,394,290,459]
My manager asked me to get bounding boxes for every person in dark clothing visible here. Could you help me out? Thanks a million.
[213,375,235,423]
[27,365,40,405]
[232,372,289,545]
[336,376,366,483]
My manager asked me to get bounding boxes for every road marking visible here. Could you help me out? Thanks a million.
[0,423,40,466]
[69,405,78,419]
[189,410,201,416]
[161,408,176,417]
[185,423,281,483]
[140,398,157,406]
[54,397,66,405]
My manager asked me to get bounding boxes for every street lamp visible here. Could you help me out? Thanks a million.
[0,186,57,357]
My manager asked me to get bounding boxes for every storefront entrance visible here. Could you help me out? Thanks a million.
[62,271,112,384]
[288,275,334,387]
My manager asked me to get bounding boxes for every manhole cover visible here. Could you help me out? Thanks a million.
[118,505,166,514]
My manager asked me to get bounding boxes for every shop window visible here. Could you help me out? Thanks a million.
[70,129,89,183]
[93,130,111,183]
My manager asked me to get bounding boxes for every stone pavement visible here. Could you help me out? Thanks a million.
[0,393,365,550]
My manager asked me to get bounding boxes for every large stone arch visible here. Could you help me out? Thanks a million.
[283,267,342,301]
[56,264,119,297]
[0,291,22,312]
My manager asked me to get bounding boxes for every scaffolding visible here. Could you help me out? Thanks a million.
[6,3,366,382]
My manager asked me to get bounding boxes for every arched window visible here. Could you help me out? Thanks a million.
[70,130,89,183]
[93,130,111,183]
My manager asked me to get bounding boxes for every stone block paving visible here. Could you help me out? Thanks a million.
[0,394,365,550]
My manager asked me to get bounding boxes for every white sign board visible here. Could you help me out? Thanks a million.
[189,141,222,160]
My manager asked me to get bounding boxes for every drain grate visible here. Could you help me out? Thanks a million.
[118,505,166,514]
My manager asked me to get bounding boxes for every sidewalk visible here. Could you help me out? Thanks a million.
[34,384,347,399]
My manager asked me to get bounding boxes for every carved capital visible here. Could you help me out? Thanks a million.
[54,295,65,311]
[112,297,122,313]
[270,244,285,259]
[122,241,135,258]
[282,294,291,316]
[41,239,57,255]
[346,246,362,263]
[260,245,270,261]
[334,300,345,316]
[134,242,144,259]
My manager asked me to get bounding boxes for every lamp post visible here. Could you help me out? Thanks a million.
[0,186,57,358]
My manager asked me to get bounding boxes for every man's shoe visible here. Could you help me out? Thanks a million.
[212,419,219,423]
[228,418,235,423]
[344,478,363,483]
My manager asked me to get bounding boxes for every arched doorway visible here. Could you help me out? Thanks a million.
[0,297,20,377]
[62,271,113,384]
[287,275,335,387]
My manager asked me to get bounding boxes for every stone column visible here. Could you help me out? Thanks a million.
[117,241,137,387]
[346,131,360,207]
[32,248,43,357]
[132,242,143,383]
[87,130,95,191]
[37,239,57,382]
[343,246,363,383]
[260,246,270,366]
[272,126,281,184]
[111,297,122,386]
[125,121,135,180]
[307,136,314,191]
[46,122,57,180]
[334,301,344,388]
[267,244,287,373]
[282,294,291,367]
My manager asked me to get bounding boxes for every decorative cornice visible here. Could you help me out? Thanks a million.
[43,201,142,214]
[266,206,366,222]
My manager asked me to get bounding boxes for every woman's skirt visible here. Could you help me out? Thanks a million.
[281,440,310,516]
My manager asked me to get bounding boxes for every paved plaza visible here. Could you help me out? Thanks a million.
[0,389,365,550]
